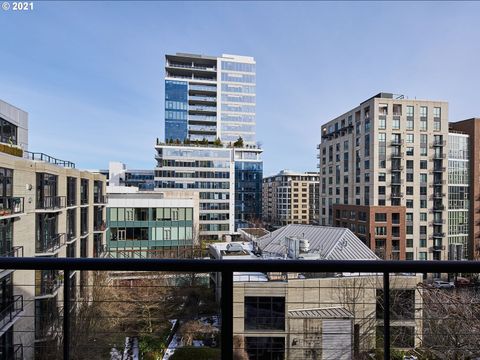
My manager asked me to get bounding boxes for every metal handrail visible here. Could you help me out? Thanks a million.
[24,151,75,168]
[36,195,66,210]
[0,197,24,216]
[0,258,479,360]
[0,295,23,331]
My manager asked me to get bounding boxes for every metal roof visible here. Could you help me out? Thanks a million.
[256,224,379,261]
[289,307,353,319]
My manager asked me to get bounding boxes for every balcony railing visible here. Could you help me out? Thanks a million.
[0,197,24,217]
[93,221,107,232]
[0,258,479,360]
[36,233,66,254]
[0,295,23,332]
[36,196,66,210]
[24,151,75,168]
[167,62,217,71]
[0,246,23,259]
[36,271,62,297]
[0,344,23,360]
[189,84,217,92]
[93,195,107,205]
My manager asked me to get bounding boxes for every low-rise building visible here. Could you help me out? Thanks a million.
[106,186,199,258]
[209,225,421,359]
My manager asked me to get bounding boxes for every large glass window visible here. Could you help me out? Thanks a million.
[245,296,285,330]
[0,118,18,145]
[245,337,285,360]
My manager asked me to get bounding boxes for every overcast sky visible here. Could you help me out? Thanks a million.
[1,1,479,175]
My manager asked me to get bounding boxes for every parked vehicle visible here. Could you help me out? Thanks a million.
[454,277,472,287]
[433,280,455,289]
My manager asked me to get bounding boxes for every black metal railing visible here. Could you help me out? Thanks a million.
[24,151,76,168]
[93,221,106,232]
[36,196,66,210]
[93,195,107,205]
[0,197,24,216]
[36,233,66,254]
[0,344,24,360]
[0,258,479,360]
[0,295,23,331]
[0,246,23,258]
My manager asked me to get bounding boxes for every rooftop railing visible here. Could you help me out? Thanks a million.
[24,151,75,168]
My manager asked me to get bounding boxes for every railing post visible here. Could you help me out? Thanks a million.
[63,269,71,360]
[383,272,390,360]
[221,270,233,360]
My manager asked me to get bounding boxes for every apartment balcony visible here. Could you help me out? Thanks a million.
[188,115,217,125]
[189,105,217,114]
[36,196,66,211]
[390,166,404,172]
[432,153,446,160]
[431,167,446,173]
[0,295,23,335]
[429,180,446,187]
[35,270,62,297]
[390,192,404,199]
[389,179,404,185]
[93,195,107,205]
[189,95,217,104]
[36,233,66,255]
[432,232,446,238]
[431,193,446,200]
[188,125,217,135]
[0,197,24,219]
[189,84,217,93]
[430,245,446,252]
[166,62,217,72]
[429,219,446,226]
[431,140,447,147]
[93,221,107,232]
[390,153,404,160]
[431,204,446,212]
[390,139,404,146]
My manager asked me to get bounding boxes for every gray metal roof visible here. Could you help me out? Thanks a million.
[289,307,353,319]
[256,224,379,260]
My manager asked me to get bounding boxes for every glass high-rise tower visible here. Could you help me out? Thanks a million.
[164,53,256,145]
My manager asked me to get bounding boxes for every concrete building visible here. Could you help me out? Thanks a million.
[164,53,256,145]
[0,99,107,359]
[106,186,199,258]
[98,161,155,190]
[449,118,480,259]
[318,93,449,261]
[262,170,320,227]
[209,225,421,359]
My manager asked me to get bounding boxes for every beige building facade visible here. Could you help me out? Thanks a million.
[0,99,107,359]
[318,93,449,261]
[263,170,319,227]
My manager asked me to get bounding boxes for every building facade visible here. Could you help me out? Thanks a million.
[99,161,155,190]
[447,132,469,260]
[165,53,256,145]
[449,118,480,259]
[318,93,449,260]
[262,170,320,227]
[0,99,107,359]
[106,186,199,258]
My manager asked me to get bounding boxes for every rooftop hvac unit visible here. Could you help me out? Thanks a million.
[226,243,244,253]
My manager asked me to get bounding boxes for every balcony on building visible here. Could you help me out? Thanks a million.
[35,233,66,256]
[0,246,23,277]
[35,270,62,298]
[0,197,24,220]
[189,84,217,95]
[188,105,217,115]
[0,295,23,336]
[432,139,447,147]
[188,95,217,105]
[390,152,403,160]
[36,196,66,211]
[390,138,404,146]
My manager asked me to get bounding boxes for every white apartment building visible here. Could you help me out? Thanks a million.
[318,93,449,261]
[164,53,256,145]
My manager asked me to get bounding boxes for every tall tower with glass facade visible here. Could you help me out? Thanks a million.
[164,53,256,145]
[158,53,262,241]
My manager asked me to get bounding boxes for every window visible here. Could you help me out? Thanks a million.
[378,173,386,182]
[0,118,18,145]
[406,106,414,130]
[245,337,285,360]
[420,106,428,131]
[375,213,387,222]
[245,297,285,330]
[378,186,386,195]
[392,116,400,130]
[406,200,413,208]
[433,107,441,131]
[406,134,414,144]
[420,213,427,221]
[406,147,414,156]
[420,160,427,169]
[406,186,413,195]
